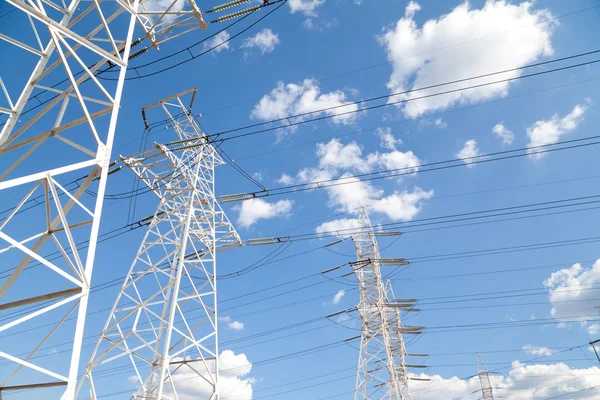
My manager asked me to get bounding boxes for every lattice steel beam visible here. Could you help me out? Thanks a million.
[79,88,242,400]
[0,2,207,398]
[351,207,414,400]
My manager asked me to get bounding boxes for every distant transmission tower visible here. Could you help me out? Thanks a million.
[79,88,242,399]
[477,352,495,400]
[351,207,421,400]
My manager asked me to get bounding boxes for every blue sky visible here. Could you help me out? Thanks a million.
[3,0,600,398]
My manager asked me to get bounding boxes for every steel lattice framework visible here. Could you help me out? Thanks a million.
[0,0,210,397]
[351,207,420,400]
[79,88,242,400]
[478,352,495,400]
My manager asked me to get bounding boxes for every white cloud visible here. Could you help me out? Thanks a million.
[252,172,263,181]
[404,1,420,18]
[331,289,345,305]
[434,118,447,128]
[316,138,421,175]
[288,0,325,16]
[315,218,360,234]
[543,260,600,325]
[302,17,338,31]
[419,117,447,129]
[522,344,554,357]
[378,1,555,118]
[320,174,433,221]
[276,173,295,185]
[588,324,600,336]
[204,30,231,53]
[241,29,280,54]
[377,127,402,150]
[165,350,254,400]
[527,103,588,158]
[493,123,514,145]
[142,0,184,13]
[251,79,359,134]
[234,198,293,228]
[293,138,431,231]
[410,362,600,399]
[456,139,480,167]
[228,321,245,331]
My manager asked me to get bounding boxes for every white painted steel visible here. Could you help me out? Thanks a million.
[79,89,242,400]
[352,207,413,400]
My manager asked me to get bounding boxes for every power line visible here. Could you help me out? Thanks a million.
[97,0,288,81]
[200,52,600,143]
[226,135,600,202]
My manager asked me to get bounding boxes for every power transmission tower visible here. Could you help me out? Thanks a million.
[0,1,209,398]
[79,88,242,399]
[351,207,420,400]
[477,352,495,400]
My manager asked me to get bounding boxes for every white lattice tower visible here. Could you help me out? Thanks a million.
[79,88,242,400]
[477,353,495,400]
[0,1,208,398]
[351,207,414,400]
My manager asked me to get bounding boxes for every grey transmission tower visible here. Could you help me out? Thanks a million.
[351,207,422,400]
[477,353,495,400]
[78,88,242,399]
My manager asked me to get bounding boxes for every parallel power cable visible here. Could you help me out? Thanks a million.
[196,51,600,143]
[94,133,600,203]
[98,0,288,81]
[5,53,600,220]
[0,0,284,129]
[3,188,599,286]
[199,2,600,118]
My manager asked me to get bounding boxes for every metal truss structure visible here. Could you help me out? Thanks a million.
[351,207,422,400]
[0,0,275,394]
[79,88,242,400]
[0,0,211,397]
[477,353,495,400]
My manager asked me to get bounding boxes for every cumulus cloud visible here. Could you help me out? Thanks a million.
[291,137,431,231]
[302,17,338,32]
[234,198,293,228]
[241,29,280,54]
[165,350,254,400]
[456,139,480,167]
[316,218,360,234]
[288,0,325,16]
[331,289,345,305]
[377,127,402,150]
[543,260,600,325]
[522,344,554,357]
[410,362,600,399]
[251,79,359,140]
[313,172,433,222]
[219,316,245,331]
[378,1,555,118]
[228,321,244,330]
[316,138,421,175]
[434,118,447,128]
[493,123,514,145]
[527,103,588,158]
[587,324,600,335]
[276,173,295,185]
[203,30,231,53]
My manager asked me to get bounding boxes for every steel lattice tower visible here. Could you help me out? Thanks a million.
[477,353,495,400]
[78,89,242,399]
[0,1,208,397]
[351,207,419,400]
